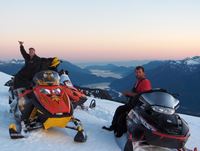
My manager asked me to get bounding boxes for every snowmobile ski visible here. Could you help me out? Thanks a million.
[74,130,87,142]
[9,124,28,139]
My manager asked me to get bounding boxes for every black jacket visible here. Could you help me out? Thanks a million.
[18,45,42,79]
[14,45,52,89]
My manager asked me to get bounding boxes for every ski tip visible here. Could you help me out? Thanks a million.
[9,124,17,131]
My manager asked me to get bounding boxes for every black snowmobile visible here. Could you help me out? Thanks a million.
[124,89,197,151]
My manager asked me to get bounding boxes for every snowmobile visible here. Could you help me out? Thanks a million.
[124,89,197,151]
[8,70,87,142]
[5,71,96,111]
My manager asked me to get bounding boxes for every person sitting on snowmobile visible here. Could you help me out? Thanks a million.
[103,66,152,137]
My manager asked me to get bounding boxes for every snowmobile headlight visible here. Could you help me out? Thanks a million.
[52,88,61,95]
[151,106,175,115]
[40,88,51,95]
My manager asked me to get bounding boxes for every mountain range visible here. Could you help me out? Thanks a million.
[0,59,116,86]
[0,56,200,116]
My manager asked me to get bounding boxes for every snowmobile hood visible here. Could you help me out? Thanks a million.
[139,91,179,109]
[33,85,71,115]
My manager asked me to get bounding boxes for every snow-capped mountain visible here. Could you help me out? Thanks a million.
[0,72,199,151]
[167,56,200,66]
[167,56,200,72]
[181,56,200,65]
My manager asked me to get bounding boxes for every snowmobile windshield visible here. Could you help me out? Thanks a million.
[33,70,60,86]
[139,91,179,109]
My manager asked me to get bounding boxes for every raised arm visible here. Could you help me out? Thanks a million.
[18,41,29,60]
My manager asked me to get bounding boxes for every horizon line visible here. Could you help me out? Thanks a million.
[0,55,199,63]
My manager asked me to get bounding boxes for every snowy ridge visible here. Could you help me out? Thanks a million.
[0,72,199,151]
[0,59,24,65]
[167,56,200,72]
[182,56,200,65]
[169,56,200,66]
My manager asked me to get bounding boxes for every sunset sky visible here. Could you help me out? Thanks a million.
[0,0,200,62]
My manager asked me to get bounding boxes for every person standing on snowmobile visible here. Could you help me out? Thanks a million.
[103,66,152,137]
[13,41,59,89]
[13,41,42,89]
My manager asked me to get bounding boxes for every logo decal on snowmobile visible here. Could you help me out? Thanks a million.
[52,95,60,103]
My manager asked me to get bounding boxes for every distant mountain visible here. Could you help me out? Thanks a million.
[75,60,151,68]
[0,59,116,86]
[84,61,165,78]
[85,64,134,78]
[110,56,200,116]
[58,61,116,85]
[0,59,24,75]
[142,60,166,70]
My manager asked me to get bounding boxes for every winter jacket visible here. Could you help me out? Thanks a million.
[132,78,152,93]
[18,45,42,79]
[13,45,52,89]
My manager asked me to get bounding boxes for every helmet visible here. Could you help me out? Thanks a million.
[50,57,60,67]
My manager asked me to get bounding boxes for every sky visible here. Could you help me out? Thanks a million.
[0,0,200,62]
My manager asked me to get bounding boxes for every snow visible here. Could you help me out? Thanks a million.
[180,114,200,149]
[185,60,200,65]
[169,56,200,66]
[183,56,200,65]
[0,59,25,65]
[0,71,199,151]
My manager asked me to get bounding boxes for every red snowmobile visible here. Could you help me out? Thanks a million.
[8,70,87,142]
